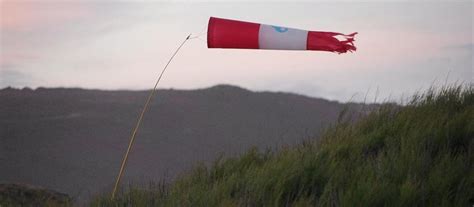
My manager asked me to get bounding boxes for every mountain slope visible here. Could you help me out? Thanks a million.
[0,85,351,201]
[93,85,473,206]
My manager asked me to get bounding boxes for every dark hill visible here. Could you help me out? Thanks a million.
[0,85,358,202]
[92,85,473,207]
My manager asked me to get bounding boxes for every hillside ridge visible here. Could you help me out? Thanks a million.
[1,84,354,202]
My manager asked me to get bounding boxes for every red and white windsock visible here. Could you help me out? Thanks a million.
[207,17,357,54]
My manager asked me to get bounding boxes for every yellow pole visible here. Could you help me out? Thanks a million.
[111,34,191,200]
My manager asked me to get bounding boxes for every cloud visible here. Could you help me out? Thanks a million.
[0,53,37,69]
[0,1,471,102]
[0,69,36,88]
[1,1,96,77]
[0,1,93,32]
[442,43,474,52]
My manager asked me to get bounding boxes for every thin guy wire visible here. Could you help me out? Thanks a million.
[111,34,191,200]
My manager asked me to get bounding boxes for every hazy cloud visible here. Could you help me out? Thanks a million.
[0,69,36,87]
[0,1,472,102]
[0,1,93,32]
[442,43,474,52]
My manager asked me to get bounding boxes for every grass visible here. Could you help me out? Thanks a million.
[91,84,473,206]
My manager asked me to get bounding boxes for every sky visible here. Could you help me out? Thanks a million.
[0,0,472,102]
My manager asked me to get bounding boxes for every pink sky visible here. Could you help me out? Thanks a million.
[1,1,472,102]
[2,2,91,31]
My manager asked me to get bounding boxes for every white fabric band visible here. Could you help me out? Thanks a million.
[258,24,308,50]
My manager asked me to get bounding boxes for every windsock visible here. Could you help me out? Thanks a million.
[207,17,357,54]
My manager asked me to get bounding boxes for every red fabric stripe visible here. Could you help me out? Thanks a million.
[207,17,260,49]
[307,31,357,54]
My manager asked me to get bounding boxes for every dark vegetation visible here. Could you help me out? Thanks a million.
[1,85,350,201]
[91,85,474,206]
[0,184,71,206]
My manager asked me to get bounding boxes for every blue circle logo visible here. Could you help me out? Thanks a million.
[272,26,289,33]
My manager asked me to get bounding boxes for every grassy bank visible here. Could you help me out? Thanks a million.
[92,85,473,206]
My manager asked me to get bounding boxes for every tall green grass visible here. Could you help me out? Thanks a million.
[92,85,473,206]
